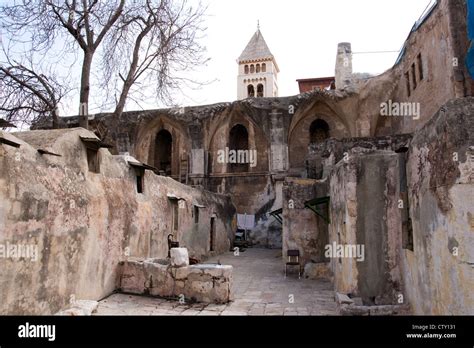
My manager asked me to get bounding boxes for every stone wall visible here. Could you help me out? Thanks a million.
[0,128,235,314]
[328,150,403,305]
[402,98,474,315]
[120,257,233,304]
[282,178,329,266]
[359,0,474,137]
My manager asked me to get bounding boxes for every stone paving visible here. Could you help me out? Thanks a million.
[95,248,338,316]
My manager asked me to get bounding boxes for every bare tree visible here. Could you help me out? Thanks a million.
[0,0,125,129]
[102,0,208,122]
[0,60,67,129]
[0,0,208,133]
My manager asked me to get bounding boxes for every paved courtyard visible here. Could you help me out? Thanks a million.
[95,248,338,316]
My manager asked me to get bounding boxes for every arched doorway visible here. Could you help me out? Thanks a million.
[309,119,330,144]
[228,124,249,173]
[257,83,264,97]
[155,129,172,175]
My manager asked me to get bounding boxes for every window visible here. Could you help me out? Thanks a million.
[172,200,179,232]
[250,64,255,73]
[228,124,249,173]
[136,174,144,193]
[155,129,172,176]
[256,64,261,73]
[405,71,411,97]
[309,119,330,144]
[194,206,199,224]
[247,84,255,98]
[257,83,264,97]
[210,217,215,251]
[86,148,100,173]
[411,63,417,90]
[134,167,145,193]
[417,53,423,81]
[244,65,249,74]
[261,63,266,72]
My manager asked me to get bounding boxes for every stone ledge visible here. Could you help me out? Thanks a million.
[55,300,99,316]
[119,258,233,304]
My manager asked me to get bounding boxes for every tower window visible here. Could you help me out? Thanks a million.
[250,64,255,73]
[244,65,249,74]
[256,64,261,73]
[247,84,255,98]
[262,63,266,72]
[309,119,330,143]
[257,83,264,97]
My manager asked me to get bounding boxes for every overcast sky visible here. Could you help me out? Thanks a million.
[1,0,437,116]
[164,0,435,109]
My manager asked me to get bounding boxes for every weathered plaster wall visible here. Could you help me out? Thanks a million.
[403,98,474,315]
[329,150,403,305]
[359,0,473,137]
[0,128,235,314]
[282,178,329,266]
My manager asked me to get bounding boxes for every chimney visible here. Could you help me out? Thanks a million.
[335,42,353,90]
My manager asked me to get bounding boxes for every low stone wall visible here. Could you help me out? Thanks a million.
[120,258,233,304]
[0,128,236,314]
[402,98,474,315]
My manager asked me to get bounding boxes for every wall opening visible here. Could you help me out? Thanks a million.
[244,65,249,74]
[86,148,100,173]
[257,83,264,97]
[250,64,255,73]
[309,119,330,144]
[247,84,255,98]
[405,71,411,97]
[194,206,199,224]
[135,168,145,194]
[411,63,417,90]
[417,53,424,81]
[256,64,261,73]
[210,217,215,251]
[155,129,172,176]
[228,124,249,173]
[172,200,179,235]
[262,63,266,72]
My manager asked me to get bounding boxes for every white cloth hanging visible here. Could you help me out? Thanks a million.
[237,214,255,230]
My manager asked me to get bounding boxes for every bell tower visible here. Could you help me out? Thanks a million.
[237,23,279,100]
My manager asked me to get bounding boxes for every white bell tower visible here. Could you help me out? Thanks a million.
[237,23,279,100]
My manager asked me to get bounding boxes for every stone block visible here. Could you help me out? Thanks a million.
[171,248,189,267]
[304,262,332,280]
[335,292,354,305]
[120,260,147,294]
